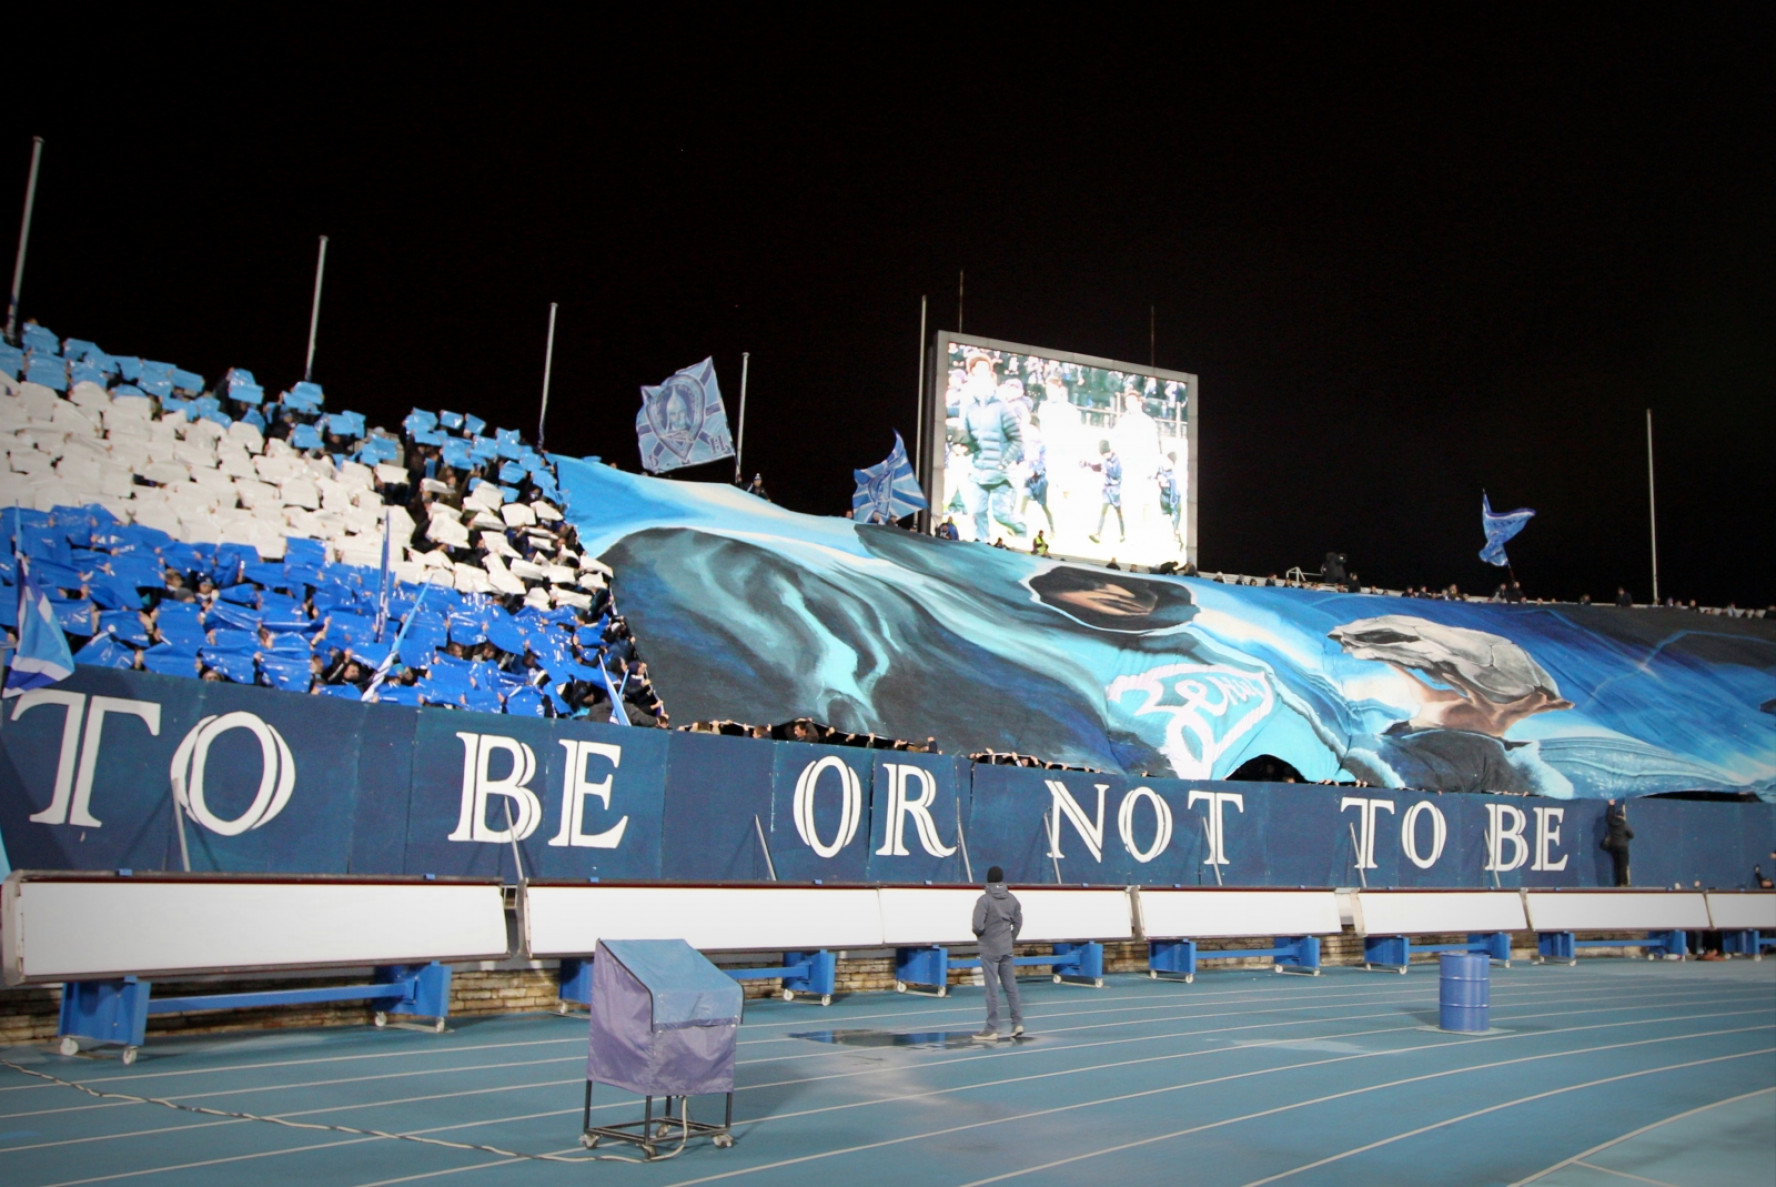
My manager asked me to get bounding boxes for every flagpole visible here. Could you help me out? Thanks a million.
[6,136,45,345]
[914,294,927,490]
[537,302,558,450]
[303,235,328,382]
[734,351,750,483]
[958,269,964,334]
[1646,408,1659,606]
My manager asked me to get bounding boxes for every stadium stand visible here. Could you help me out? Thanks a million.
[0,323,660,720]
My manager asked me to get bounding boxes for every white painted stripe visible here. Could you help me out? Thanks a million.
[1509,1086,1776,1185]
[1237,1049,1775,1186]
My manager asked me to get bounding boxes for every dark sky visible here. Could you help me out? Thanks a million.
[10,10,1772,606]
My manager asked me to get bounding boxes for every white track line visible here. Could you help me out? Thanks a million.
[1237,1049,1775,1186]
[1509,1086,1776,1185]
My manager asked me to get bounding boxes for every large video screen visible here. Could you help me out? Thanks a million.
[924,332,1198,568]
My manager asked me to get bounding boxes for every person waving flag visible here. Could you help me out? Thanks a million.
[4,556,76,698]
[852,431,929,524]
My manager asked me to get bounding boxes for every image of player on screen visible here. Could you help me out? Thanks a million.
[947,352,1025,541]
[1157,451,1182,547]
[1083,439,1123,544]
[1017,411,1052,532]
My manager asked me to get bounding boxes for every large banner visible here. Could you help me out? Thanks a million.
[553,458,1776,803]
[2,668,1771,890]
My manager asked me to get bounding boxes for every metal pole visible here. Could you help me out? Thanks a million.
[734,352,750,483]
[753,813,777,881]
[1348,822,1366,890]
[1646,409,1659,606]
[303,235,328,382]
[6,136,45,345]
[957,269,965,334]
[1203,817,1223,887]
[537,302,558,450]
[1149,304,1155,368]
[914,295,927,488]
[171,776,192,873]
[954,795,973,884]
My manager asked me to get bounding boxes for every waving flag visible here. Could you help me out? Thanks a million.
[4,557,76,698]
[851,431,930,524]
[1479,492,1536,567]
[636,358,735,474]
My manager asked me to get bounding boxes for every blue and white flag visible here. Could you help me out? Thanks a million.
[1479,492,1536,567]
[636,358,735,474]
[852,431,929,524]
[4,557,76,698]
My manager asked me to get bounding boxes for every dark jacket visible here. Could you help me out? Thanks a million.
[1602,806,1634,853]
[972,883,1023,959]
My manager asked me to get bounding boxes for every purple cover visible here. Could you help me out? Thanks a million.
[586,939,741,1097]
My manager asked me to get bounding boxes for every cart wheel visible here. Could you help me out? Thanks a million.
[373,1011,388,1029]
[557,1001,570,1016]
[432,1019,446,1034]
[1398,967,1408,975]
[820,995,831,1006]
[781,988,795,1002]
[58,1036,80,1057]
[1052,974,1061,984]
[938,986,947,998]
[641,1143,656,1160]
[1272,966,1282,974]
[121,1046,138,1066]
[1148,970,1157,979]
[714,1133,734,1149]
[1185,975,1194,984]
[653,1123,673,1139]
[580,1133,595,1149]
[1094,979,1103,988]
[895,980,906,993]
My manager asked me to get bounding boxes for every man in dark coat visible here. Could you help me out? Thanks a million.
[972,866,1024,1041]
[1602,799,1634,886]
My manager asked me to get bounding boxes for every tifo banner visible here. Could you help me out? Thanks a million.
[2,667,1772,889]
[552,458,1776,802]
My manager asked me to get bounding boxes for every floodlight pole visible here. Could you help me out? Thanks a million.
[1149,304,1156,368]
[303,234,328,382]
[733,351,750,483]
[957,269,964,334]
[914,294,927,488]
[1646,409,1659,606]
[6,136,44,345]
[537,302,558,450]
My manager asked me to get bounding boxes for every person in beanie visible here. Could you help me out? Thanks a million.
[972,866,1024,1041]
[1602,800,1634,887]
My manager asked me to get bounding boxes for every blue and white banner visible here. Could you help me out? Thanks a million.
[554,459,1776,803]
[1479,492,1536,567]
[852,431,929,524]
[2,667,1771,889]
[4,558,76,698]
[636,358,735,474]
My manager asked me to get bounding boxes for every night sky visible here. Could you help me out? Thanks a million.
[9,11,1771,607]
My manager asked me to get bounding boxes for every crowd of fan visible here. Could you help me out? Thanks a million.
[0,322,669,722]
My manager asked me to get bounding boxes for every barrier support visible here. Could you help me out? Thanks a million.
[1362,932,1511,974]
[1534,930,1686,965]
[559,951,839,1010]
[1148,935,1322,983]
[893,943,1105,995]
[57,962,453,1063]
[1719,930,1770,960]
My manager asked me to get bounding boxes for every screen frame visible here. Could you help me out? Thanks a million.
[921,330,1200,567]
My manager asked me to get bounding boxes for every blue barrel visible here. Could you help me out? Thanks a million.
[1438,951,1490,1033]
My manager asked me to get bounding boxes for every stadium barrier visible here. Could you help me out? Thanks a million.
[1351,889,1525,972]
[1136,888,1342,980]
[1525,889,1709,963]
[1,871,508,1061]
[1706,891,1776,958]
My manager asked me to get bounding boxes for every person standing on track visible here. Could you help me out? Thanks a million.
[972,865,1024,1042]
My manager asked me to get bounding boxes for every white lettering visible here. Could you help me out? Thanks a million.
[446,732,541,843]
[171,711,293,836]
[1532,806,1568,872]
[16,690,88,826]
[1117,786,1173,864]
[1047,780,1107,862]
[1485,803,1530,872]
[1187,789,1244,866]
[71,696,161,829]
[1340,797,1397,870]
[1400,800,1447,869]
[874,763,956,858]
[548,740,628,849]
[793,756,862,859]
